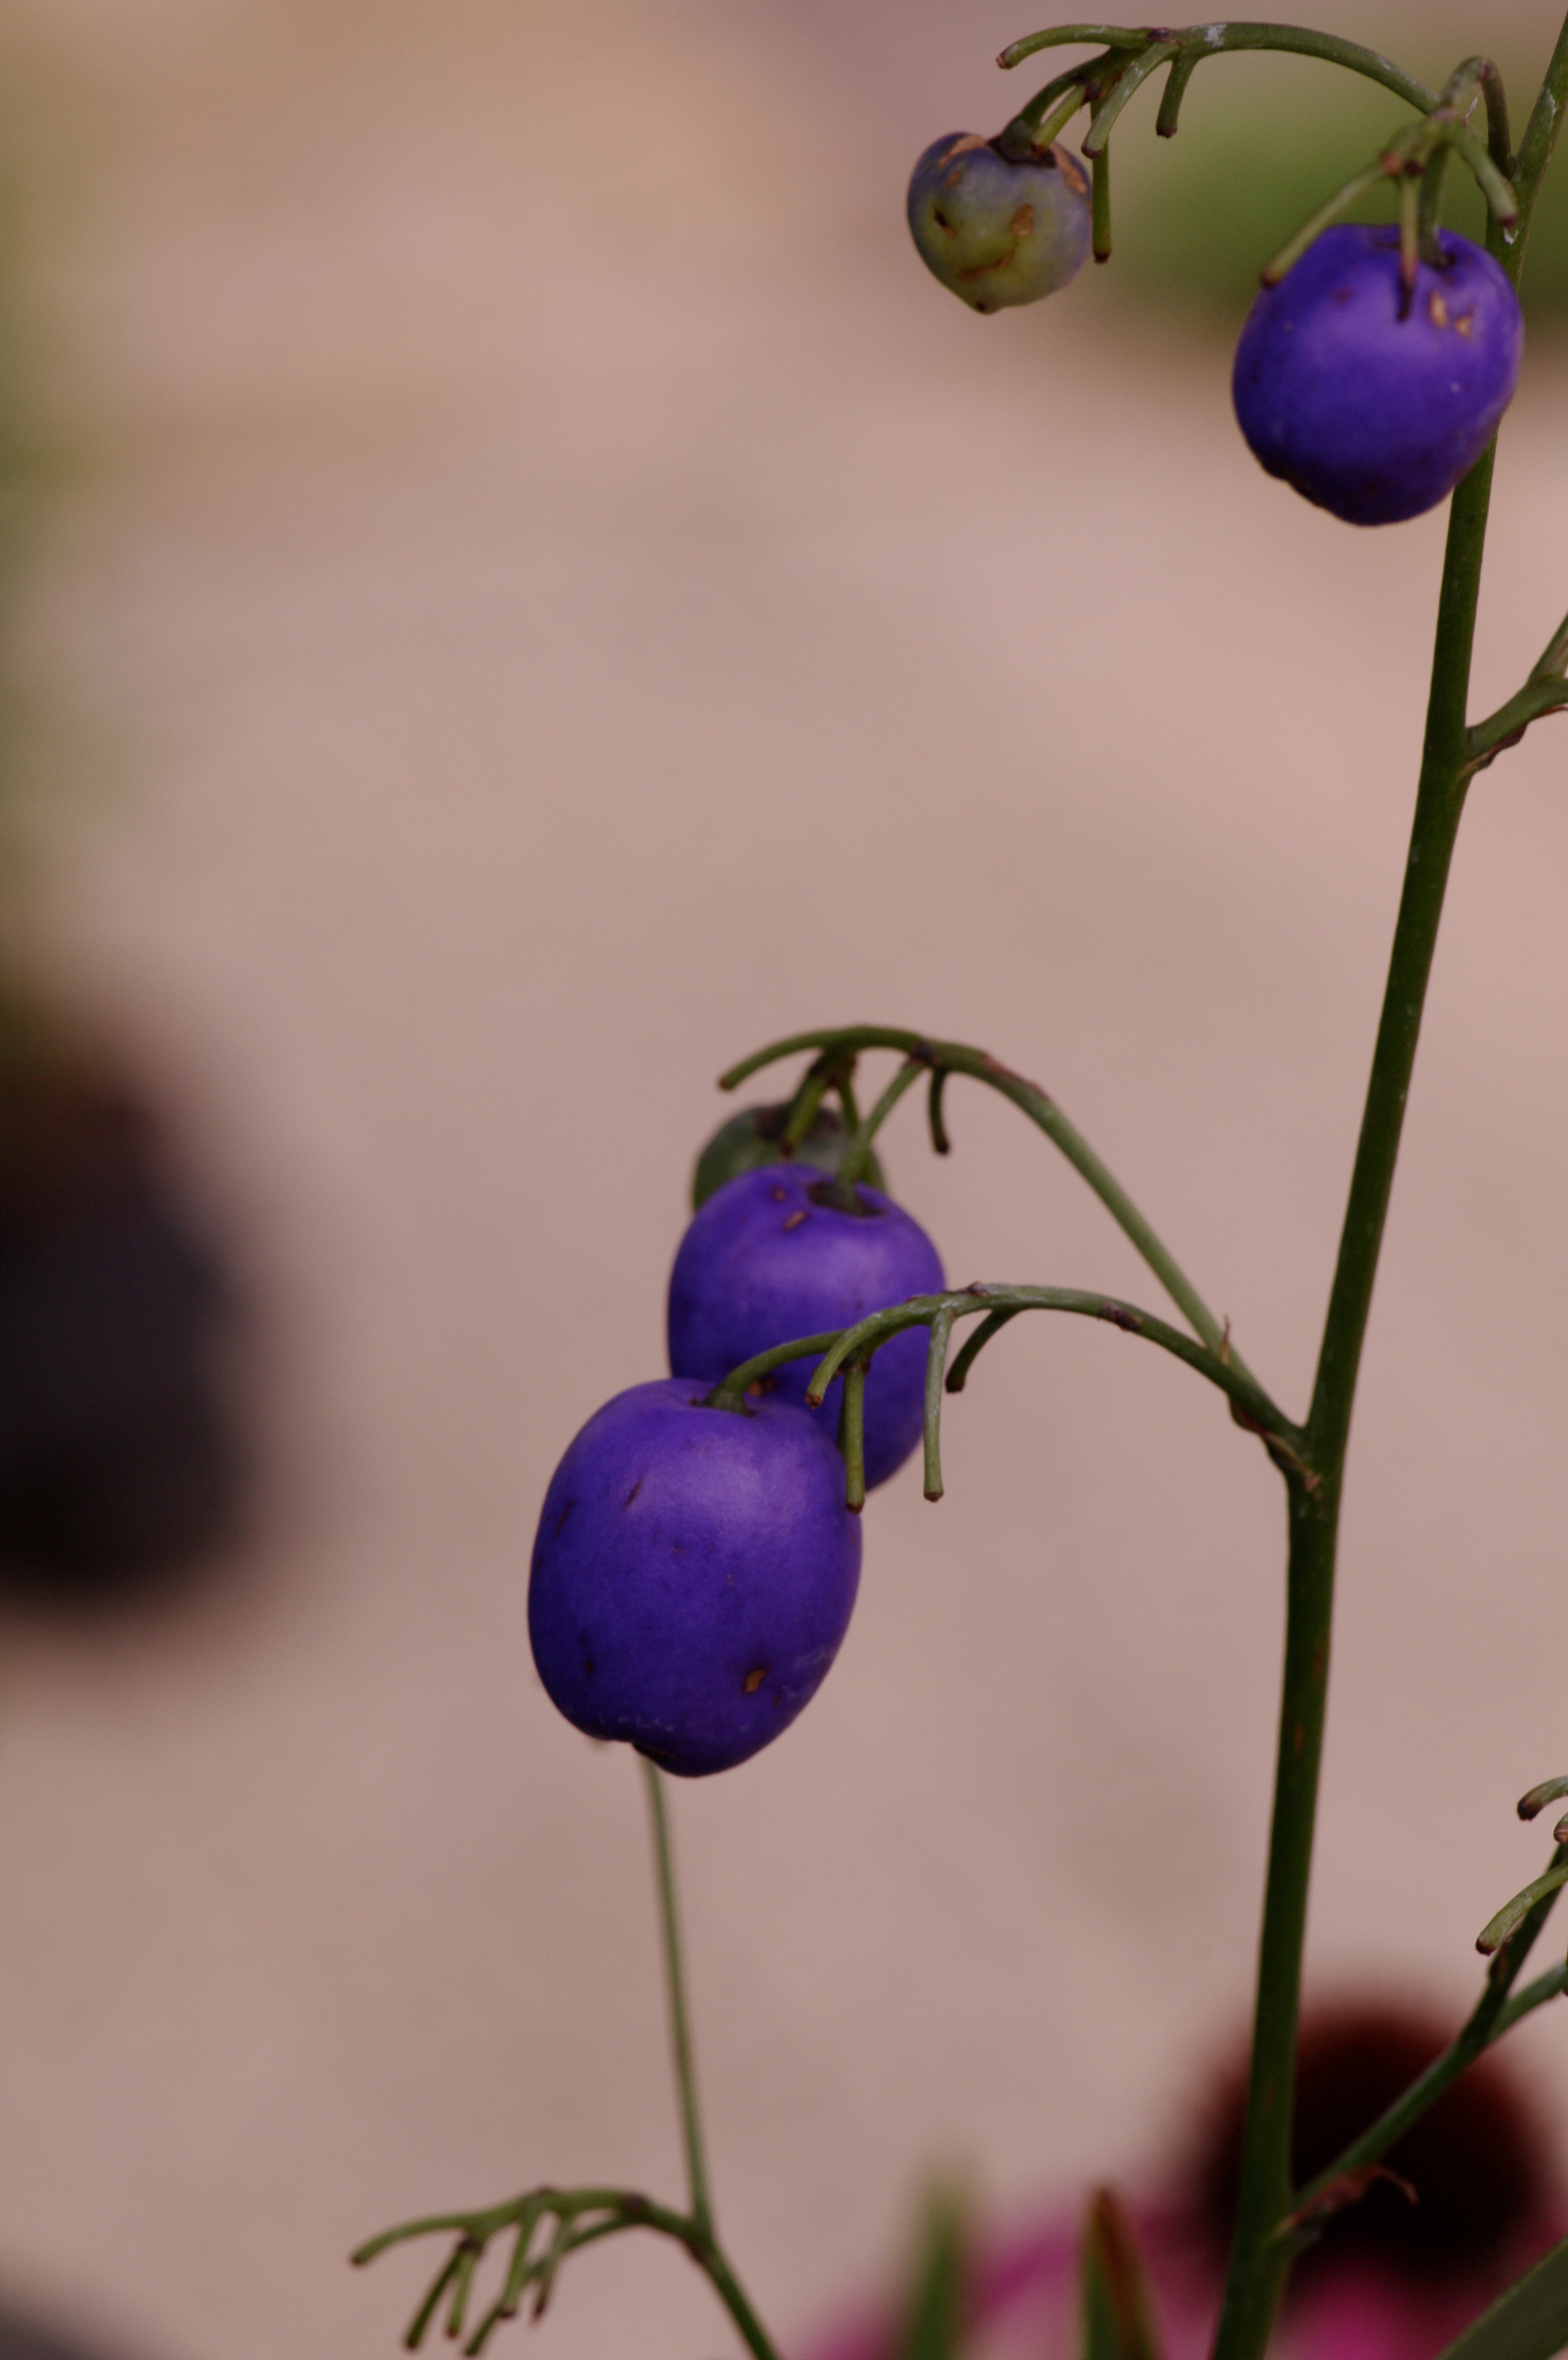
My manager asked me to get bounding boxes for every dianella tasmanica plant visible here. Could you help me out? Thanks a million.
[355,18,1568,2360]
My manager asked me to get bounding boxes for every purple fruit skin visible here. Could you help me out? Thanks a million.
[667,1163,946,1490]
[1233,225,1523,526]
[528,1377,862,1778]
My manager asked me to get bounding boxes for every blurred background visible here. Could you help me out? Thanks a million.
[0,1,1565,2356]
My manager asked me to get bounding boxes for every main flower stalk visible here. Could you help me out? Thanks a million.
[1213,20,1568,2344]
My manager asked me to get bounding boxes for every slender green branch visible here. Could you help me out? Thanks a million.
[997,24,1436,117]
[780,1051,841,1151]
[719,1028,1260,1387]
[353,2187,780,2360]
[1155,46,1201,136]
[1519,1774,1568,1823]
[1477,1863,1568,1956]
[945,1304,1022,1395]
[923,1306,957,1501]
[351,1775,781,2358]
[704,1283,1299,1461]
[1511,15,1568,243]
[1263,156,1391,283]
[642,1761,712,2236]
[1290,1852,1568,2217]
[840,1356,869,1510]
[1467,675,1568,773]
[837,1056,924,1193]
[998,24,1152,64]
[1530,610,1568,682]
[1081,41,1181,155]
[1092,144,1113,259]
[927,1067,952,1156]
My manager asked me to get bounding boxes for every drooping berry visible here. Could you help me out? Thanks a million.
[908,133,1092,313]
[692,1101,886,1212]
[1233,224,1524,526]
[528,1378,862,1777]
[667,1163,945,1490]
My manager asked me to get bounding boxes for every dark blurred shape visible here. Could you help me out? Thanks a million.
[1184,2001,1555,2292]
[692,1101,887,1211]
[0,2309,135,2360]
[0,1028,247,1602]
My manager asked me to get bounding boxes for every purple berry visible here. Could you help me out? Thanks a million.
[667,1164,946,1490]
[1233,224,1524,526]
[528,1378,862,1777]
[908,133,1091,313]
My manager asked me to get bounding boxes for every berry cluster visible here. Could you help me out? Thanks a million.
[908,109,1524,528]
[528,1114,944,1777]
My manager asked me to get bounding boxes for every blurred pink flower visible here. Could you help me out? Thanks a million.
[799,2003,1561,2360]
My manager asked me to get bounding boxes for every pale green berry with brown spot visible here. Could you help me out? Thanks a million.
[907,132,1091,313]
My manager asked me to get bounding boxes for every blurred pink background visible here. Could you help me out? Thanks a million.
[0,3,1566,2357]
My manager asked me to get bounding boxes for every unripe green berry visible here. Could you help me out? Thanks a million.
[907,133,1091,313]
[692,1103,886,1212]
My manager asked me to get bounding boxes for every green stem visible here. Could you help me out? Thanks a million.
[1210,107,1560,2336]
[1292,1858,1568,2215]
[997,24,1437,116]
[703,1285,1295,1446]
[837,1056,924,1191]
[720,1029,1257,1385]
[697,2240,785,2360]
[642,1760,713,2238]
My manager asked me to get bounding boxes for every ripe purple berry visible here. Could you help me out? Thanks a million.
[529,1379,862,1777]
[667,1164,946,1490]
[908,133,1091,313]
[1233,224,1524,526]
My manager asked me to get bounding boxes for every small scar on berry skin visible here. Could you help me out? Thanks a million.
[1010,204,1034,238]
[624,1480,642,1506]
[581,1655,595,1679]
[743,1667,768,1694]
[933,208,956,234]
[1430,291,1450,328]
[1058,151,1088,199]
[553,1499,575,1539]
[939,138,987,180]
[770,1184,787,1201]
[782,1209,807,1231]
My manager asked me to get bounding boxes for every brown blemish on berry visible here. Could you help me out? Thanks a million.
[1057,148,1088,198]
[770,1184,787,1200]
[1009,203,1035,238]
[933,208,955,234]
[937,134,989,177]
[1430,291,1449,328]
[782,1209,806,1231]
[743,1667,767,1694]
[745,1377,775,1399]
[624,1480,642,1506]
[1455,312,1475,337]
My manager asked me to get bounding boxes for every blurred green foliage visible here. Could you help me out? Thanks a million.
[891,2184,971,2360]
[1099,55,1568,326]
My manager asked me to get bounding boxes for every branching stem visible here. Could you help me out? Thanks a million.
[721,1030,1258,1388]
[703,1284,1301,1482]
[1289,1850,1568,2216]
[1211,23,1568,2358]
